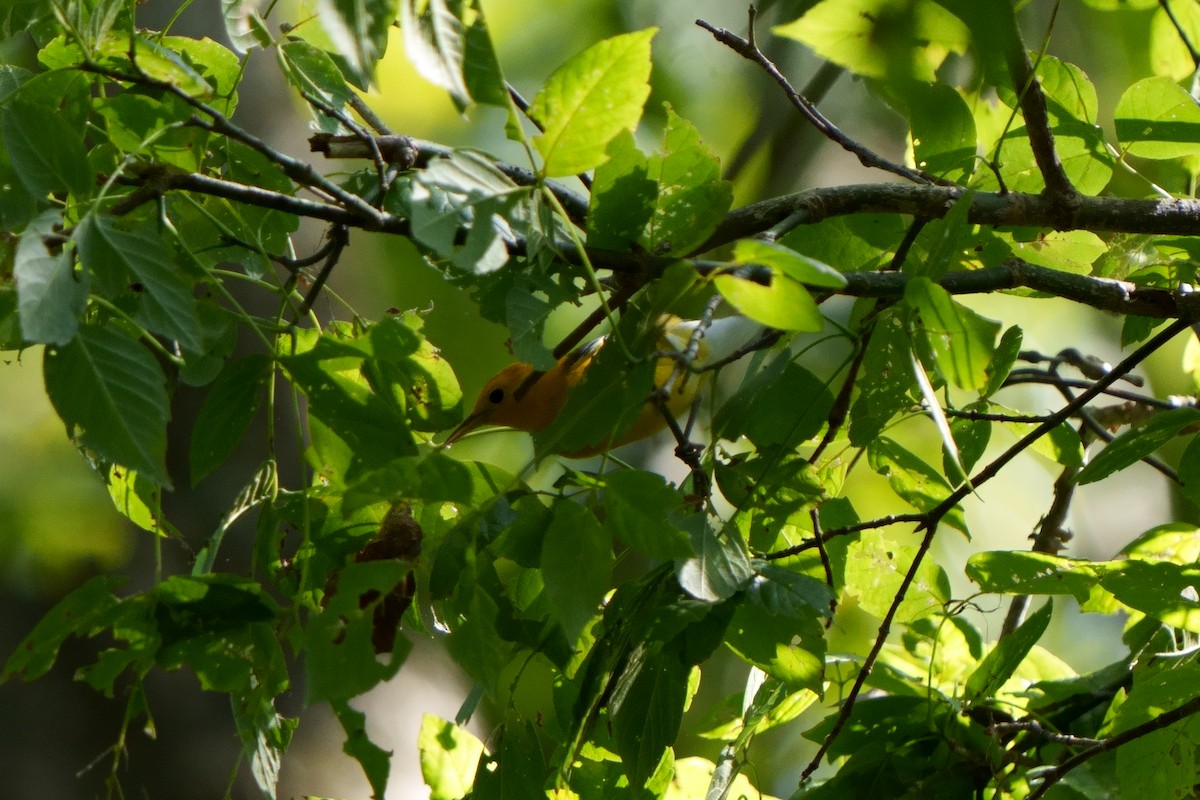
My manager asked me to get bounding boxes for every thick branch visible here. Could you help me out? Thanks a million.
[704,183,1200,249]
[835,259,1200,319]
[1000,6,1077,201]
[310,133,591,225]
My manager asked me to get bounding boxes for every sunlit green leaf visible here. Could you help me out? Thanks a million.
[846,531,951,622]
[713,271,822,332]
[867,437,967,534]
[1076,407,1200,485]
[907,277,1001,392]
[1115,76,1200,160]
[419,714,484,800]
[775,0,970,82]
[966,551,1098,601]
[641,108,732,255]
[964,601,1051,704]
[529,28,655,176]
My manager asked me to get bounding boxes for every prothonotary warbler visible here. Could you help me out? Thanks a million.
[444,315,764,457]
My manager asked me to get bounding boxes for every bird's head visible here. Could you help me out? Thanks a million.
[443,362,546,445]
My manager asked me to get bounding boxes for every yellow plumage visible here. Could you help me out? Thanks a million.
[444,315,759,457]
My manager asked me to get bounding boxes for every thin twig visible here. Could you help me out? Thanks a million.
[696,11,948,187]
[998,0,1077,202]
[1026,694,1200,800]
[798,318,1192,783]
[762,514,927,560]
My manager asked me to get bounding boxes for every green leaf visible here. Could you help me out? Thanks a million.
[541,501,611,645]
[529,28,656,177]
[1114,76,1200,160]
[343,453,515,512]
[316,0,396,88]
[279,40,354,132]
[734,239,847,289]
[473,715,545,799]
[610,649,687,790]
[108,464,178,538]
[867,437,967,534]
[965,551,1097,602]
[2,99,91,197]
[1113,664,1200,800]
[1151,1,1200,81]
[1123,522,1200,564]
[775,0,970,83]
[409,150,524,275]
[964,601,1052,704]
[1,575,124,682]
[945,405,991,478]
[221,0,274,52]
[676,524,754,603]
[504,279,556,371]
[14,209,87,345]
[77,216,203,352]
[461,11,509,110]
[333,701,392,799]
[402,0,508,116]
[603,470,693,560]
[1076,407,1200,485]
[717,449,826,551]
[1098,560,1200,632]
[1008,230,1107,274]
[907,277,1001,391]
[898,81,976,181]
[283,333,418,476]
[983,325,1023,397]
[419,714,484,800]
[306,561,410,703]
[716,360,835,450]
[725,604,826,692]
[849,310,918,445]
[44,323,172,486]
[1006,416,1085,467]
[367,312,464,431]
[713,271,823,332]
[587,130,657,250]
[98,89,208,172]
[640,107,732,255]
[747,563,836,619]
[845,531,951,622]
[190,355,271,485]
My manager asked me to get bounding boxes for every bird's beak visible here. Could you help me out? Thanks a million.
[442,410,486,447]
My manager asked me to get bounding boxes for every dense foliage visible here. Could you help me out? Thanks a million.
[3,1,1200,798]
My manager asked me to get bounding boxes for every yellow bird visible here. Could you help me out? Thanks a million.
[444,315,761,457]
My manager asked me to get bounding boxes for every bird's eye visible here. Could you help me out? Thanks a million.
[488,387,505,404]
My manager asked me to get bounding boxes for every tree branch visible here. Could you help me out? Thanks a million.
[703,183,1200,249]
[1026,694,1200,800]
[798,317,1193,783]
[695,13,946,187]
[999,2,1078,203]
